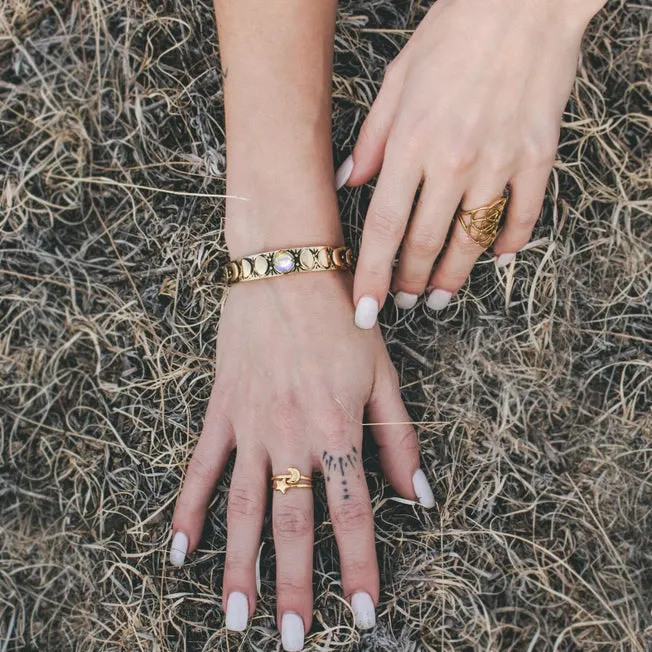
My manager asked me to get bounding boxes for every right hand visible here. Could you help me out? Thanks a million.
[168,270,435,650]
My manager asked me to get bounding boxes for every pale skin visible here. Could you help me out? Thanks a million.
[343,0,608,324]
[170,0,606,648]
[170,0,427,648]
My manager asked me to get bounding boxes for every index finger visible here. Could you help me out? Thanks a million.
[353,149,422,329]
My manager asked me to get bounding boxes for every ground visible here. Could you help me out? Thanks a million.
[1,1,650,650]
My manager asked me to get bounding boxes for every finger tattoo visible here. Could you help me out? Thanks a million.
[322,446,361,500]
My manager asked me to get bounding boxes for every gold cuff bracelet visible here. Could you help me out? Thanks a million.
[222,245,354,285]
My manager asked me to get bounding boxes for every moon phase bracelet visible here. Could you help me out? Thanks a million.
[222,245,354,285]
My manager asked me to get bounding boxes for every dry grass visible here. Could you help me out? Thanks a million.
[1,0,650,650]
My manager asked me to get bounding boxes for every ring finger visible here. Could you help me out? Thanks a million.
[272,452,314,652]
[426,178,509,311]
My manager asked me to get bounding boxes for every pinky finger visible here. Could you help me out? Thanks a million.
[493,167,550,266]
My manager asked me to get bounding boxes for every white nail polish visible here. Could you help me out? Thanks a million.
[354,296,379,329]
[412,469,435,508]
[335,154,354,190]
[281,612,304,651]
[225,591,249,632]
[426,289,452,312]
[496,252,516,268]
[394,291,418,310]
[169,531,188,567]
[351,592,376,630]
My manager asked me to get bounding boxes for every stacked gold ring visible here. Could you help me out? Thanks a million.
[222,245,354,285]
[271,467,313,494]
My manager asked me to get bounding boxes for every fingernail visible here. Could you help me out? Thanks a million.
[225,591,249,632]
[281,612,304,651]
[351,591,376,630]
[496,252,516,268]
[354,296,379,329]
[426,289,452,312]
[394,291,418,310]
[169,531,188,567]
[412,469,435,508]
[335,154,354,190]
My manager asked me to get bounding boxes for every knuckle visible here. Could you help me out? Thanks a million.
[224,549,249,575]
[433,128,477,174]
[341,556,373,579]
[513,207,541,227]
[185,454,217,487]
[484,144,516,172]
[368,204,404,242]
[443,145,477,174]
[522,128,558,166]
[274,503,312,541]
[405,228,443,257]
[393,279,425,295]
[331,498,370,534]
[276,578,310,597]
[453,226,484,253]
[319,419,351,450]
[388,117,428,160]
[394,426,419,452]
[227,486,260,521]
[272,390,302,427]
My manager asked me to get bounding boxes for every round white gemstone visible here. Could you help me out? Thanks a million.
[273,251,295,273]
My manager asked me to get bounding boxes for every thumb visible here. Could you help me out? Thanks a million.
[335,69,402,190]
[367,357,435,508]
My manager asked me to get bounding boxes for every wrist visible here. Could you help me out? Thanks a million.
[546,0,607,27]
[224,180,343,259]
[223,121,343,258]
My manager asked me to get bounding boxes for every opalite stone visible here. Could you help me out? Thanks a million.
[254,255,268,276]
[299,248,315,270]
[317,247,331,268]
[273,251,295,273]
[240,258,253,279]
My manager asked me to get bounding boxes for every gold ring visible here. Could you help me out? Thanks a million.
[456,196,507,248]
[271,467,313,494]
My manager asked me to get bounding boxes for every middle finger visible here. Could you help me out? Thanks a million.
[392,174,464,309]
[272,451,314,652]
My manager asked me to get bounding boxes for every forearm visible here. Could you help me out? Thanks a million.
[213,0,341,257]
[567,0,608,22]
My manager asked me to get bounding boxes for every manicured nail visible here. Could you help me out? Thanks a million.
[412,469,435,508]
[225,591,249,632]
[394,291,418,310]
[335,154,354,190]
[426,289,452,312]
[496,252,516,268]
[354,296,379,329]
[281,612,304,651]
[169,531,188,567]
[351,591,376,630]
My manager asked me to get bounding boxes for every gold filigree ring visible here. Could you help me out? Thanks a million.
[271,467,313,494]
[456,196,508,248]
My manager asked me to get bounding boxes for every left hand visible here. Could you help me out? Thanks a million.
[336,0,604,324]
